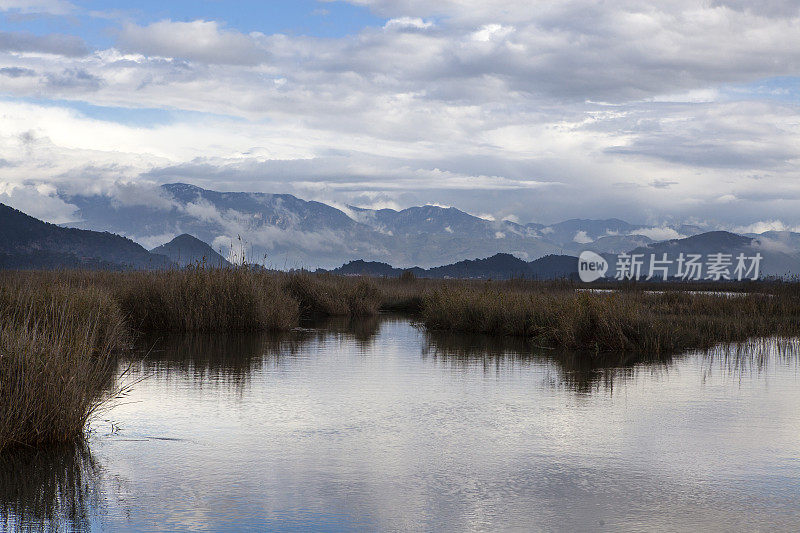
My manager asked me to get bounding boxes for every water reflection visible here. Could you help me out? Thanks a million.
[0,443,104,533]
[698,337,800,382]
[2,316,800,531]
[137,331,300,391]
[131,315,385,393]
[422,329,676,393]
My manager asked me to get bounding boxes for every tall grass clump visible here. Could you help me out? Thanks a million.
[283,273,383,317]
[116,266,299,333]
[0,280,125,451]
[421,285,800,354]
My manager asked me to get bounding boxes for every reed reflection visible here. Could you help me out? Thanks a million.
[0,442,105,533]
[424,330,675,393]
[129,314,384,389]
[423,329,800,392]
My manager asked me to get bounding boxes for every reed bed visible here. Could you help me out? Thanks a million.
[420,284,800,353]
[281,272,382,317]
[117,266,299,332]
[0,277,125,451]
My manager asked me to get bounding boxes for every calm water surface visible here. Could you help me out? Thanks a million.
[2,316,800,532]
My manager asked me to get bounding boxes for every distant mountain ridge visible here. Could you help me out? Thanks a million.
[328,230,800,279]
[328,253,579,280]
[60,182,712,269]
[3,200,800,278]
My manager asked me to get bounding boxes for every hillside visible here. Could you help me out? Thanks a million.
[328,253,580,280]
[0,203,170,270]
[151,234,230,268]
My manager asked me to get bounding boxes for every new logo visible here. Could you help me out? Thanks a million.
[578,251,608,282]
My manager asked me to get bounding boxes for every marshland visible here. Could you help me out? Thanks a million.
[3,268,800,530]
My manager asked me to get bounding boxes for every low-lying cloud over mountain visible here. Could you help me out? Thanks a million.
[48,182,799,273]
[5,191,800,278]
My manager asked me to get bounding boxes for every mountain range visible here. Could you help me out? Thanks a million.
[328,254,579,280]
[2,182,800,278]
[60,183,709,269]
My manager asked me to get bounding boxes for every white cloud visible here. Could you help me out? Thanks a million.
[1,2,800,228]
[117,20,269,65]
[630,227,686,241]
[471,24,513,42]
[383,17,434,31]
[572,230,593,244]
[0,0,74,15]
[0,182,78,223]
[733,220,800,234]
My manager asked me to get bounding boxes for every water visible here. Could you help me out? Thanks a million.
[3,316,800,532]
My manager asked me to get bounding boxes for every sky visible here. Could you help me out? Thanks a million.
[0,0,799,231]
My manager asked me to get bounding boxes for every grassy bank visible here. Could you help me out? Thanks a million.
[420,283,800,353]
[0,277,125,451]
[3,268,800,450]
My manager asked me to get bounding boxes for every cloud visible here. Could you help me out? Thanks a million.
[572,230,593,244]
[733,220,800,234]
[117,20,270,65]
[650,179,678,189]
[0,30,88,56]
[1,2,800,230]
[712,0,800,17]
[0,66,36,77]
[631,227,686,241]
[45,68,103,91]
[0,0,74,15]
[383,17,435,31]
[0,182,78,223]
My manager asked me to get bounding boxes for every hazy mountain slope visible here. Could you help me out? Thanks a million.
[539,218,641,248]
[0,203,170,270]
[55,183,785,271]
[425,253,531,279]
[625,231,800,278]
[64,183,392,269]
[586,234,654,254]
[328,253,581,280]
[150,234,231,268]
[64,184,563,268]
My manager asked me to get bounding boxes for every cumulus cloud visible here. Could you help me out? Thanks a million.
[0,182,78,223]
[0,30,87,56]
[383,17,434,31]
[572,230,593,244]
[631,227,686,241]
[117,20,270,65]
[733,220,800,234]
